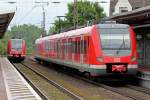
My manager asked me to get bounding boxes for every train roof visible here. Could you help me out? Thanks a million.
[35,23,130,43]
[36,25,94,43]
[98,24,130,29]
[10,38,23,40]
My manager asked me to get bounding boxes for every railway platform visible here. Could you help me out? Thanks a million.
[138,67,150,80]
[137,67,150,89]
[0,57,41,100]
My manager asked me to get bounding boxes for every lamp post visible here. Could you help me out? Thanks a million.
[35,2,49,37]
[57,16,66,33]
[35,1,60,37]
[74,0,78,29]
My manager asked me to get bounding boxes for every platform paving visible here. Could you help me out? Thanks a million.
[0,57,42,100]
[0,62,7,100]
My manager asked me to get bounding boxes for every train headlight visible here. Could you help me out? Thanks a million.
[97,57,103,62]
[132,56,136,61]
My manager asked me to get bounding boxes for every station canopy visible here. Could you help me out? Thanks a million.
[0,10,15,38]
[106,6,150,33]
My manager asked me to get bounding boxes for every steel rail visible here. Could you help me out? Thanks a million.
[12,63,49,100]
[126,85,150,95]
[71,75,145,100]
[27,58,149,100]
[20,63,83,100]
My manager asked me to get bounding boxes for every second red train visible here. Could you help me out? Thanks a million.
[7,38,26,62]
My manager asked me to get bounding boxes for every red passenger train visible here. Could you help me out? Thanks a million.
[35,23,138,77]
[7,38,26,62]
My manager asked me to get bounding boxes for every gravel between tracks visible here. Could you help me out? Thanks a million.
[24,59,133,100]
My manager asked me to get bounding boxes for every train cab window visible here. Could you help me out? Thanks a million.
[11,39,23,51]
[98,24,131,56]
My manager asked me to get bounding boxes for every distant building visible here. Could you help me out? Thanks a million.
[110,0,150,16]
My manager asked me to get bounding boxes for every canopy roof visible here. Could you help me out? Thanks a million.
[0,10,15,38]
[107,6,150,26]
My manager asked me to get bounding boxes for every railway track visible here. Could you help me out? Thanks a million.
[126,85,150,95]
[13,63,83,100]
[23,58,150,100]
[62,70,150,100]
[33,59,150,100]
[12,63,49,100]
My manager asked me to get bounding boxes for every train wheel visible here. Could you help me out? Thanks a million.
[40,60,43,65]
[43,61,49,66]
[84,72,91,80]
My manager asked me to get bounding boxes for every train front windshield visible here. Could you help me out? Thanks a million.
[99,25,131,56]
[11,39,23,51]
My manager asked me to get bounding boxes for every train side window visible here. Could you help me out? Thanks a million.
[51,41,52,51]
[81,40,84,54]
[71,40,74,53]
[45,40,50,51]
[68,39,72,53]
[51,40,53,51]
[57,40,59,53]
[54,40,56,52]
[48,40,50,51]
[84,40,87,54]
[49,41,51,51]
[51,40,54,52]
[75,40,77,53]
[53,40,55,52]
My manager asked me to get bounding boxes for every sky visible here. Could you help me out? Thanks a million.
[0,0,110,31]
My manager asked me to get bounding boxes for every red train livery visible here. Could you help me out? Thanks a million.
[35,23,138,77]
[7,38,26,61]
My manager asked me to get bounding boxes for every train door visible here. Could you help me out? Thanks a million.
[80,35,84,65]
[54,40,57,58]
[68,38,73,62]
[65,38,68,61]
[72,38,75,63]
[49,40,52,57]
[75,37,81,63]
[45,41,48,57]
[62,39,66,60]
[57,40,60,59]
[47,40,50,57]
[51,40,54,58]
[83,36,89,65]
[59,40,62,60]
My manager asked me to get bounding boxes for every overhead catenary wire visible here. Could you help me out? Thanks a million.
[16,6,36,25]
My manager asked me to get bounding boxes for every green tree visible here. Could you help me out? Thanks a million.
[0,31,11,55]
[49,0,106,34]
